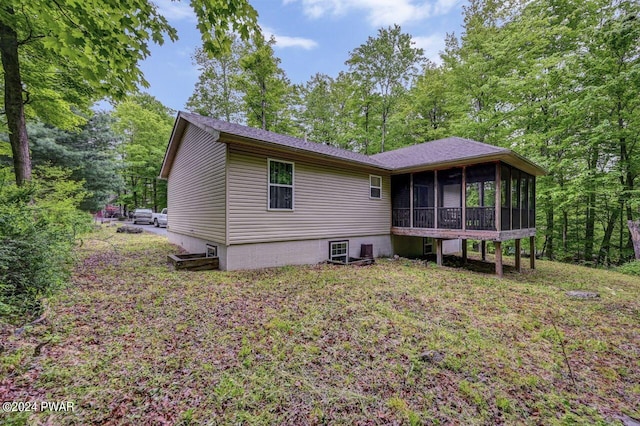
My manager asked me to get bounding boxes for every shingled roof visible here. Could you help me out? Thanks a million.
[161,112,545,178]
[370,137,510,169]
[178,111,388,169]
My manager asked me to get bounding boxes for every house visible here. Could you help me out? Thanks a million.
[159,112,546,275]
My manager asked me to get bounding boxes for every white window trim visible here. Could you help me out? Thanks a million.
[423,238,434,255]
[268,158,295,211]
[206,244,218,258]
[370,174,382,199]
[329,240,349,263]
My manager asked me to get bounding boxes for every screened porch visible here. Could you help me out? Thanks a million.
[391,162,536,237]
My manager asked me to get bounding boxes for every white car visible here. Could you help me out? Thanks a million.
[132,208,153,224]
[153,208,168,228]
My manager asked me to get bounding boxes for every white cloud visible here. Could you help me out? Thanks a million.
[413,34,446,64]
[433,0,461,15]
[154,0,196,22]
[263,27,319,50]
[284,0,461,26]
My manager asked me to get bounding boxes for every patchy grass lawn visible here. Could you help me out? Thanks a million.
[1,227,639,425]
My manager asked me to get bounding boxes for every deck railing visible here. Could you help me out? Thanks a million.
[466,207,495,230]
[438,207,462,229]
[413,207,435,228]
[392,208,410,227]
[393,206,534,231]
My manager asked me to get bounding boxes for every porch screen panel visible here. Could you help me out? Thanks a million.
[521,173,529,228]
[413,171,434,228]
[466,164,496,230]
[438,168,462,229]
[529,176,536,227]
[511,169,521,229]
[501,164,511,230]
[392,175,411,227]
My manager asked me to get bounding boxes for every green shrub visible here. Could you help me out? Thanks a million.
[614,260,640,277]
[0,167,91,322]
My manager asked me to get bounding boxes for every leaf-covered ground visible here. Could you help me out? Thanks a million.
[2,227,639,425]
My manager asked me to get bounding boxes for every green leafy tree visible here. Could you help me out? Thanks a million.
[390,62,454,145]
[487,0,583,260]
[0,0,259,186]
[28,113,124,211]
[298,73,335,143]
[441,0,640,264]
[575,0,640,262]
[0,166,91,320]
[113,93,174,212]
[439,1,514,143]
[297,71,363,149]
[346,25,424,153]
[186,35,245,123]
[235,34,295,133]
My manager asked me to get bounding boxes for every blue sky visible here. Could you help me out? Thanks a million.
[142,0,467,112]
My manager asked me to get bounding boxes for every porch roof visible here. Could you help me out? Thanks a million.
[370,137,546,176]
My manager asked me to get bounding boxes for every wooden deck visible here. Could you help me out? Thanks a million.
[391,226,536,242]
[392,227,536,277]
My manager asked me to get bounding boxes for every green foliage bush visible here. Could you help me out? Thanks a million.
[614,260,640,277]
[0,167,91,322]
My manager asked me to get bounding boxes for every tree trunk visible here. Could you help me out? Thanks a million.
[584,150,598,261]
[562,210,568,252]
[153,178,158,212]
[597,207,620,266]
[628,221,640,260]
[381,105,387,153]
[0,9,32,186]
[545,205,554,260]
[625,181,636,253]
[584,195,595,261]
[261,82,267,130]
[131,175,138,208]
[363,103,370,155]
[619,200,625,260]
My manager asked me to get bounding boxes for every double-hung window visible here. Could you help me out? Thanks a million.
[268,159,294,210]
[370,175,382,199]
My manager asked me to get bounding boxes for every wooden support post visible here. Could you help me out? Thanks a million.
[436,239,443,266]
[462,239,468,264]
[461,166,466,230]
[515,239,521,272]
[495,163,501,232]
[434,170,439,229]
[494,241,503,277]
[481,241,487,261]
[530,235,536,269]
[409,173,414,228]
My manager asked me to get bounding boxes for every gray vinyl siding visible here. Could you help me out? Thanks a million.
[167,124,226,243]
[443,184,461,207]
[227,146,391,244]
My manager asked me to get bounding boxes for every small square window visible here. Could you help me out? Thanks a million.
[370,175,382,199]
[329,240,349,263]
[206,244,218,257]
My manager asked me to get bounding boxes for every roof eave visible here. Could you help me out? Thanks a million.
[159,114,185,180]
[217,133,392,172]
[159,112,222,179]
[390,152,546,176]
[160,113,545,178]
